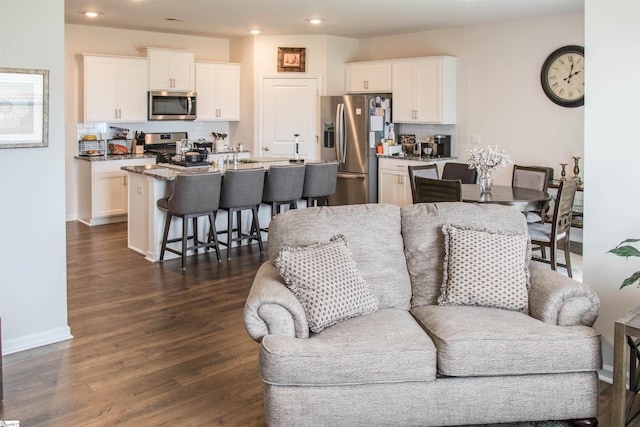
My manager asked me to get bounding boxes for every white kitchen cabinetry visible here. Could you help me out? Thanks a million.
[195,62,240,121]
[77,157,156,226]
[345,61,392,93]
[378,157,446,207]
[392,56,457,124]
[147,48,194,91]
[81,54,148,123]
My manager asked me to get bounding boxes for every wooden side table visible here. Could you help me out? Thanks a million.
[613,306,640,425]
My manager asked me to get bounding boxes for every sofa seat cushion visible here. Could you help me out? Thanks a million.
[260,308,437,385]
[412,305,602,377]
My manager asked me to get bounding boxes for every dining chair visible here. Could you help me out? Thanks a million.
[157,172,223,269]
[527,179,578,278]
[413,176,462,203]
[512,165,554,223]
[408,164,439,203]
[441,162,478,184]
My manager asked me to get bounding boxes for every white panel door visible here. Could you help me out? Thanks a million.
[261,78,318,159]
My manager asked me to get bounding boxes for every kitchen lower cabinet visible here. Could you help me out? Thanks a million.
[378,157,446,207]
[77,157,156,226]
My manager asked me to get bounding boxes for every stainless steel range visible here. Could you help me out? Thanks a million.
[144,132,210,167]
[143,132,188,154]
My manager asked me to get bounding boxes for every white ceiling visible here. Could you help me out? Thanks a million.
[65,0,584,40]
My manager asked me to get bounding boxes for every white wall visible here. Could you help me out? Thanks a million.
[249,35,359,150]
[356,14,584,185]
[584,0,640,381]
[64,25,232,221]
[0,0,72,354]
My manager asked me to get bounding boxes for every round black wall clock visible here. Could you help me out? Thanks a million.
[540,45,584,108]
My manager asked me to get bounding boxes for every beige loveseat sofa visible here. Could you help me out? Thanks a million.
[244,203,602,426]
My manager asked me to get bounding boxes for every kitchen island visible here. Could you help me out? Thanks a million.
[122,160,305,262]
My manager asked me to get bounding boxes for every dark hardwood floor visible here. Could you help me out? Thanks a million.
[0,221,631,426]
[0,221,268,426]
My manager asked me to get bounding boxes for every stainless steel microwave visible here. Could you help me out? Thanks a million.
[148,91,197,120]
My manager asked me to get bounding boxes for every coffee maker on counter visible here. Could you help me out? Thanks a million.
[434,134,451,158]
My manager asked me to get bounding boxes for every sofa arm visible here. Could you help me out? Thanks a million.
[243,262,309,342]
[528,263,600,327]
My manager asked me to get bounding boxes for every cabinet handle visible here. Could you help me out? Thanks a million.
[123,175,128,186]
[115,108,118,119]
[119,109,122,119]
[364,80,369,90]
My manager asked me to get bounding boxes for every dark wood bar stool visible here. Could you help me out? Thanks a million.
[219,168,265,260]
[302,161,338,207]
[157,172,223,270]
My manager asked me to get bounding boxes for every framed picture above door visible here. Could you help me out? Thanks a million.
[277,47,306,73]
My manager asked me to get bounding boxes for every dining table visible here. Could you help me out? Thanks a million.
[461,184,551,212]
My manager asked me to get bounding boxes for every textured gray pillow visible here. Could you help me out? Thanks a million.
[274,235,379,333]
[438,224,531,314]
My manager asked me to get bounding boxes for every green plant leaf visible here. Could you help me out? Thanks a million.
[621,271,640,289]
[619,239,640,245]
[608,245,640,258]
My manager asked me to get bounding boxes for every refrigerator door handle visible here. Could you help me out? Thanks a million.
[337,173,365,179]
[336,103,346,164]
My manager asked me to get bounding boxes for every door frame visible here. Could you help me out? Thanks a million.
[258,75,322,159]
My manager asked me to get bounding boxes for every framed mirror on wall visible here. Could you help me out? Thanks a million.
[0,67,49,149]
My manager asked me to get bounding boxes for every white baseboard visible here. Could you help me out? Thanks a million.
[599,364,614,384]
[2,326,73,355]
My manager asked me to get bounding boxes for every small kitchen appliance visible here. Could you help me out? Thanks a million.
[434,134,451,157]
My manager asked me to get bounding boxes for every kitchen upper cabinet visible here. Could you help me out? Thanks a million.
[82,55,148,123]
[147,48,195,91]
[345,61,392,93]
[392,57,457,124]
[195,62,240,121]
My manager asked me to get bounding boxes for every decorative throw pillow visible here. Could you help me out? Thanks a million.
[274,235,379,333]
[437,224,531,313]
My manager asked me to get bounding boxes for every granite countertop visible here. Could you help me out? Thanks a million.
[376,154,458,162]
[75,153,157,161]
[122,160,304,181]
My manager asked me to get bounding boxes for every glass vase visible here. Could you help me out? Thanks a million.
[479,168,493,193]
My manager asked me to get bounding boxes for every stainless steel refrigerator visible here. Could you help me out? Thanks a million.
[320,94,392,205]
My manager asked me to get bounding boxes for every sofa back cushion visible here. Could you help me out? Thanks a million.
[268,203,412,310]
[401,202,528,308]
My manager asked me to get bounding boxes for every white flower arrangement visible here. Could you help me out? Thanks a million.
[466,145,513,172]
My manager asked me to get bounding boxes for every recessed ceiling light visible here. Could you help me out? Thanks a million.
[165,17,186,22]
[309,19,322,25]
[250,29,261,35]
[81,11,101,18]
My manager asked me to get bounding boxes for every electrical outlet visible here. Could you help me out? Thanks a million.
[471,135,481,145]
